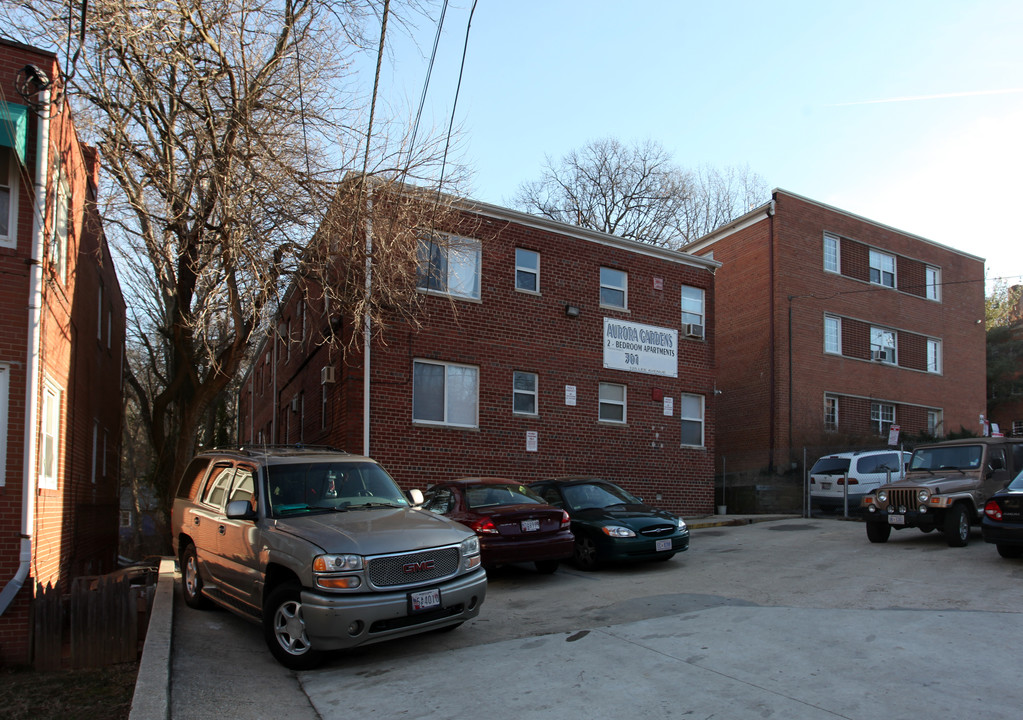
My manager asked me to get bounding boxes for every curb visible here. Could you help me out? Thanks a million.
[128,557,175,720]
[687,514,802,529]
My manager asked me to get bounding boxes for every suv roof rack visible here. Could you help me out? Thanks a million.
[200,444,348,457]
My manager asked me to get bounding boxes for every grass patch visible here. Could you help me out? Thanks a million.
[0,662,137,720]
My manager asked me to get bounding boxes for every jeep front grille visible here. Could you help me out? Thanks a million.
[885,489,921,510]
[367,547,460,588]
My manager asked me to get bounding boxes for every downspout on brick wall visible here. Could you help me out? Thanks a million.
[767,197,777,474]
[0,85,49,616]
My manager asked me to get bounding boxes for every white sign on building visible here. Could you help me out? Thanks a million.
[603,318,678,378]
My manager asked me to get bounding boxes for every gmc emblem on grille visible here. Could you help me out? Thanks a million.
[403,560,435,574]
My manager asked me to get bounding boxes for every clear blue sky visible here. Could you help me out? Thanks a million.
[374,0,1023,292]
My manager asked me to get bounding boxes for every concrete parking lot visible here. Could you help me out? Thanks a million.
[167,518,1023,719]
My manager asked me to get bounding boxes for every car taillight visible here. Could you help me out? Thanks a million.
[836,476,857,485]
[471,517,499,534]
[984,500,1003,522]
[560,510,571,530]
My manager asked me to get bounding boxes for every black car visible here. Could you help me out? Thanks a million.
[982,468,1023,558]
[529,478,689,569]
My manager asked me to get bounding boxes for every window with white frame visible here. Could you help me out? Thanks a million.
[512,371,538,415]
[91,421,99,483]
[870,327,896,364]
[824,395,839,431]
[413,360,479,427]
[871,402,895,436]
[40,381,62,490]
[51,175,69,282]
[1,146,18,248]
[679,394,705,447]
[824,315,842,354]
[927,410,943,436]
[868,249,896,288]
[599,267,627,309]
[823,233,840,273]
[0,364,8,485]
[598,382,626,423]
[927,339,942,374]
[925,266,941,301]
[417,235,481,300]
[1012,420,1023,437]
[515,248,539,293]
[681,286,704,329]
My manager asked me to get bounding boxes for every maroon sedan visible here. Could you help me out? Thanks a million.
[420,478,574,573]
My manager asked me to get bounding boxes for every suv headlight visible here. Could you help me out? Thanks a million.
[876,490,888,503]
[461,535,482,570]
[313,554,364,572]
[916,489,930,504]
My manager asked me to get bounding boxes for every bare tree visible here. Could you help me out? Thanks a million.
[514,137,768,248]
[4,0,465,520]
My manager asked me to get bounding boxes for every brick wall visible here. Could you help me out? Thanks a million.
[0,40,126,665]
[240,206,719,516]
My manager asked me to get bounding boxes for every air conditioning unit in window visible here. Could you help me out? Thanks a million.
[320,366,336,385]
[871,349,892,362]
[685,323,705,339]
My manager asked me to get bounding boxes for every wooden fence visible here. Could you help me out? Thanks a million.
[33,565,157,671]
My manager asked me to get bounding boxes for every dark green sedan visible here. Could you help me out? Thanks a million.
[530,478,689,570]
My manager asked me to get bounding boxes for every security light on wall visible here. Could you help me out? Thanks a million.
[565,304,580,318]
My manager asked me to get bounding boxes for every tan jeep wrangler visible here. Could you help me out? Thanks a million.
[862,437,1023,547]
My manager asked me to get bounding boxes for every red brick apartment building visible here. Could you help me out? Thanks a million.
[0,41,126,664]
[239,194,720,516]
[684,189,987,475]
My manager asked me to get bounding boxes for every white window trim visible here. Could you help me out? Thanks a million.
[417,234,482,301]
[679,393,705,447]
[870,326,897,364]
[681,285,705,327]
[412,359,480,428]
[0,364,8,485]
[599,267,628,310]
[1,147,19,249]
[823,233,841,274]
[824,394,839,432]
[51,174,70,282]
[598,382,627,424]
[868,248,896,289]
[512,371,539,416]
[925,266,941,302]
[927,338,942,374]
[824,315,842,355]
[39,378,62,490]
[927,410,944,436]
[870,402,896,435]
[515,248,540,294]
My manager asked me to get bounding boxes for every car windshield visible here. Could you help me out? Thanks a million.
[910,445,983,472]
[561,482,639,511]
[465,484,544,509]
[265,461,409,517]
[810,457,851,475]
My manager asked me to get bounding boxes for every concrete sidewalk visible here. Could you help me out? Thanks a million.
[127,514,798,719]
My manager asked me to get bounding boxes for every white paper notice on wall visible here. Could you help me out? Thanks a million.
[663,397,673,417]
[565,385,576,406]
[526,431,538,452]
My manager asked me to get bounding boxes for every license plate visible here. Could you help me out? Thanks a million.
[655,538,673,552]
[888,514,905,526]
[409,588,441,613]
[821,482,832,490]
[521,519,540,532]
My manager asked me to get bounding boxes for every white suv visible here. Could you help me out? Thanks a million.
[810,449,910,514]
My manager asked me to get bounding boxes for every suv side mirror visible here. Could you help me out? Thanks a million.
[226,499,257,520]
[990,456,1006,471]
[407,488,425,506]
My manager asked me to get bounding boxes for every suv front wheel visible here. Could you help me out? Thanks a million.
[943,504,971,547]
[263,583,324,670]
